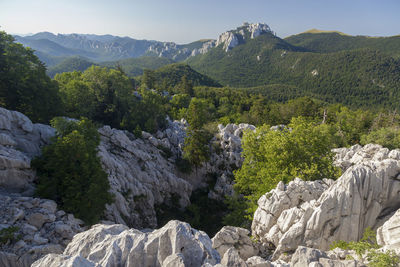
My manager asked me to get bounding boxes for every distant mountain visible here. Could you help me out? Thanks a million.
[146,63,222,88]
[101,57,175,77]
[186,24,400,108]
[47,56,97,77]
[14,32,213,65]
[285,31,400,58]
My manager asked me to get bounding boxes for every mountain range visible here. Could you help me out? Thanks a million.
[15,23,400,108]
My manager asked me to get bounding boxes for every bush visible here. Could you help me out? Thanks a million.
[0,226,21,245]
[33,117,113,225]
[234,117,340,216]
[360,127,400,149]
[330,227,399,267]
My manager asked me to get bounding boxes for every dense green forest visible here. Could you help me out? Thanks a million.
[187,33,400,109]
[285,31,400,58]
[3,29,400,233]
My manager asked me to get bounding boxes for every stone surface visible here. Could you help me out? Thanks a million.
[377,208,400,254]
[212,226,259,261]
[216,23,272,52]
[0,194,83,267]
[32,220,220,267]
[98,122,192,229]
[252,144,400,258]
[220,247,247,267]
[0,107,54,194]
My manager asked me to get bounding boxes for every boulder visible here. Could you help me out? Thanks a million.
[377,208,400,254]
[212,226,259,261]
[252,144,400,258]
[32,220,220,267]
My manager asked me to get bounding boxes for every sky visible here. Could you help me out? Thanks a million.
[0,0,399,44]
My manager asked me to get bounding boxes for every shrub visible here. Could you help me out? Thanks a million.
[234,116,340,215]
[360,127,400,149]
[33,117,113,225]
[330,227,400,267]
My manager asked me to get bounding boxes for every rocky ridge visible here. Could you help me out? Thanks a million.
[252,144,400,260]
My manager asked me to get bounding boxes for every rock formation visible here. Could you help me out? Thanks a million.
[216,23,272,52]
[252,144,400,258]
[0,194,83,267]
[0,107,54,194]
[377,208,400,254]
[32,220,220,267]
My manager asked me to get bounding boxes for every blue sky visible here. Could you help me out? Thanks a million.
[1,0,399,43]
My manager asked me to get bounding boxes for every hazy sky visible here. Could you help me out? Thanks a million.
[1,0,399,43]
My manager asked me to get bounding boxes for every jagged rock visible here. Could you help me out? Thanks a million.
[32,220,220,267]
[290,246,362,267]
[216,23,272,52]
[252,178,333,249]
[98,125,192,228]
[0,107,54,194]
[252,144,400,259]
[0,194,83,267]
[212,226,259,261]
[220,247,247,267]
[377,208,400,254]
[245,256,273,267]
[31,254,98,267]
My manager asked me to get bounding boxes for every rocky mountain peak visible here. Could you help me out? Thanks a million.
[216,22,273,52]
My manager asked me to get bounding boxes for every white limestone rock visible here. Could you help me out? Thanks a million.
[0,107,54,193]
[32,220,220,267]
[252,144,400,259]
[98,125,192,229]
[377,208,400,254]
[0,194,83,267]
[212,226,259,261]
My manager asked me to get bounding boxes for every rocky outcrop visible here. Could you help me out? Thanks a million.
[252,178,334,251]
[32,220,220,267]
[252,144,400,258]
[0,107,54,194]
[216,23,272,52]
[0,194,83,267]
[207,123,255,200]
[377,208,400,254]
[98,125,192,229]
[212,226,260,261]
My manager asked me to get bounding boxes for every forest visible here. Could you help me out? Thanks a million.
[2,29,400,233]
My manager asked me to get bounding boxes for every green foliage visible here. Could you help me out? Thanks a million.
[156,189,227,237]
[101,56,174,77]
[33,118,113,225]
[285,32,400,59]
[0,31,63,122]
[330,227,399,267]
[222,194,251,228]
[47,56,96,77]
[361,127,400,149]
[188,33,400,109]
[175,157,192,173]
[139,63,221,91]
[55,66,167,133]
[0,226,21,245]
[234,117,340,215]
[183,128,210,168]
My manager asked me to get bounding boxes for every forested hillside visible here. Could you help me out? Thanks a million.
[187,35,400,108]
[285,31,400,58]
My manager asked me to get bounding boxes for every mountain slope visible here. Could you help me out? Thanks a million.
[15,32,213,63]
[187,30,400,108]
[101,56,175,77]
[149,63,222,88]
[285,31,400,58]
[47,56,97,77]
